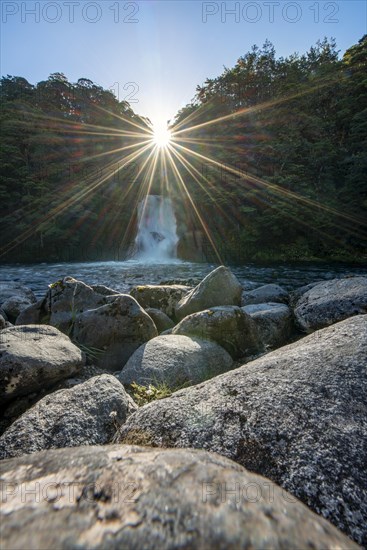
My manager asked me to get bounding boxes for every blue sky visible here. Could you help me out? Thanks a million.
[1,1,366,126]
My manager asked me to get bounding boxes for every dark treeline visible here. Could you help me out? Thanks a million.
[0,73,151,262]
[0,36,366,264]
[172,36,367,263]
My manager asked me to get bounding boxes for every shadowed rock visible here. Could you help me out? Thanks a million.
[0,375,137,459]
[173,306,263,359]
[73,295,158,371]
[130,284,191,318]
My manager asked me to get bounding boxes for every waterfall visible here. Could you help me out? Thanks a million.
[134,195,179,261]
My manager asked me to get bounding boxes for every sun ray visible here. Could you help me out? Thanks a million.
[172,76,343,137]
[164,147,223,263]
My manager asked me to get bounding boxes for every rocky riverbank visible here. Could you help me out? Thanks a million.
[0,267,366,548]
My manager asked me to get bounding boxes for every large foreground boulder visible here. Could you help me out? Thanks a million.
[173,306,263,359]
[0,325,85,403]
[242,302,294,349]
[119,335,233,388]
[119,315,367,545]
[242,283,289,306]
[0,375,137,459]
[175,266,242,321]
[0,445,357,550]
[294,276,367,332]
[130,284,191,318]
[73,295,158,370]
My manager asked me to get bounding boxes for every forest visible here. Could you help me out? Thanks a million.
[0,35,366,263]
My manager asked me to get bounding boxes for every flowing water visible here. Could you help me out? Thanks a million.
[0,260,366,300]
[133,196,179,261]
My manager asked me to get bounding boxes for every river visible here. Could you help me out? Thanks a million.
[0,260,366,299]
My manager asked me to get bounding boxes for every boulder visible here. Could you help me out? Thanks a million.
[242,302,294,349]
[289,281,321,307]
[0,325,85,403]
[0,445,356,550]
[45,277,117,333]
[145,307,175,333]
[175,266,242,321]
[242,283,289,306]
[119,335,233,388]
[0,282,36,306]
[0,315,5,330]
[91,284,120,296]
[119,316,367,545]
[294,276,367,332]
[130,284,191,318]
[0,309,7,321]
[73,295,158,371]
[1,296,34,323]
[0,375,137,459]
[173,306,263,359]
[15,299,45,325]
[0,364,109,437]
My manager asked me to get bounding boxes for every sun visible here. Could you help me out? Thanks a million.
[152,123,172,148]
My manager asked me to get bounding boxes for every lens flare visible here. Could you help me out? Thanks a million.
[152,123,172,148]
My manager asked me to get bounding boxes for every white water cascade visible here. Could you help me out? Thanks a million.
[134,195,179,261]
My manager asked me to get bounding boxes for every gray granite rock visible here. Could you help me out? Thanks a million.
[173,306,263,359]
[145,307,175,333]
[175,266,242,321]
[119,335,233,388]
[73,295,158,371]
[130,284,191,318]
[0,374,137,459]
[242,284,289,306]
[119,315,367,546]
[242,302,294,349]
[0,445,357,550]
[294,276,367,332]
[0,325,85,403]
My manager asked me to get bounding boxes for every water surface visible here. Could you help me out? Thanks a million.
[1,260,366,299]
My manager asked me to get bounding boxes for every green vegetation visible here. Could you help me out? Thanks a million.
[128,381,174,406]
[174,36,367,263]
[1,36,366,263]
